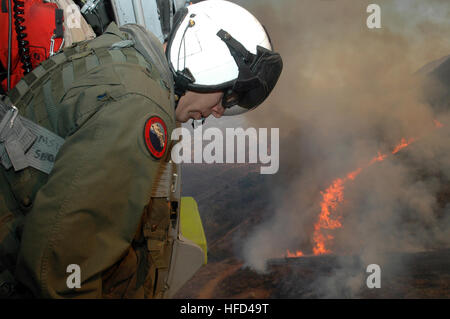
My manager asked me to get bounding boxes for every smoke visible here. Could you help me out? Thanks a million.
[235,0,450,297]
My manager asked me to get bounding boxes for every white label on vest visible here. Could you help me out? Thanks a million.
[21,117,65,175]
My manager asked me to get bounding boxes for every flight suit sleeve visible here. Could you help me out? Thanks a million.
[15,93,175,298]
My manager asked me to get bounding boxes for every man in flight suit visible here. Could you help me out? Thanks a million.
[0,0,282,298]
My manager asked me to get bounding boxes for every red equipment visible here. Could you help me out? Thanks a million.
[0,0,64,92]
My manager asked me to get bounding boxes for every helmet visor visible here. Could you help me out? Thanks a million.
[221,45,283,111]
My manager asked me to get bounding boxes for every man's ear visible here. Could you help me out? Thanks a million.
[163,42,168,52]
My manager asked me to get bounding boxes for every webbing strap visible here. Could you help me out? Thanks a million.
[50,66,65,105]
[122,48,139,65]
[72,58,87,82]
[85,54,100,72]
[42,81,58,131]
[110,39,134,50]
[9,52,68,106]
[13,81,28,99]
[62,63,75,93]
[109,50,126,64]
[32,65,47,78]
[25,98,36,122]
[23,72,37,86]
[151,161,174,198]
[94,48,113,65]
[30,89,48,125]
[136,53,150,70]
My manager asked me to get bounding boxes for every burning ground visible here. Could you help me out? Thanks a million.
[178,0,450,298]
[176,250,450,299]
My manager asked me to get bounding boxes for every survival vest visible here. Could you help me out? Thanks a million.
[0,22,206,298]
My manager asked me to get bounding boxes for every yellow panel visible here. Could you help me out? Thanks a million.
[180,197,208,264]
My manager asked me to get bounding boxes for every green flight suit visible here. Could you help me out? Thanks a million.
[0,23,177,298]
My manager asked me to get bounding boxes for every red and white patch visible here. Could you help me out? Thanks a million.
[144,116,168,160]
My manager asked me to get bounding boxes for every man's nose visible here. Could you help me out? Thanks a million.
[211,104,225,117]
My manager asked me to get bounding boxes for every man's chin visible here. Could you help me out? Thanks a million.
[175,111,191,123]
[175,112,211,123]
[176,116,197,124]
[189,112,203,121]
[176,118,189,124]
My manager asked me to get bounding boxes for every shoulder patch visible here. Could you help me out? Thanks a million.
[144,116,168,160]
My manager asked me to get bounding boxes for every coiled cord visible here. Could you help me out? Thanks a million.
[13,0,32,74]
[7,0,12,90]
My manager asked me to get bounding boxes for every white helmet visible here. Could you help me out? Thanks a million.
[166,0,283,115]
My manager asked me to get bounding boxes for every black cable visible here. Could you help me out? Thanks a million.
[13,0,32,75]
[0,62,7,94]
[7,0,12,91]
[177,22,191,72]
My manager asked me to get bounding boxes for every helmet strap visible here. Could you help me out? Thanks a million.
[174,19,196,106]
[216,29,258,93]
[174,68,195,107]
[217,29,255,71]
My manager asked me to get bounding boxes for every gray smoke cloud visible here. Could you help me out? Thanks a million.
[234,0,450,297]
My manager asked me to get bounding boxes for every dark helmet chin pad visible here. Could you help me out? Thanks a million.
[217,30,283,110]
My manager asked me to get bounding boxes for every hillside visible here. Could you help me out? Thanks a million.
[175,55,450,299]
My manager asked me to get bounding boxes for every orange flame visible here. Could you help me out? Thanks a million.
[434,120,444,128]
[392,138,415,154]
[369,152,388,165]
[312,178,345,255]
[347,168,362,181]
[286,250,304,258]
[284,120,445,259]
